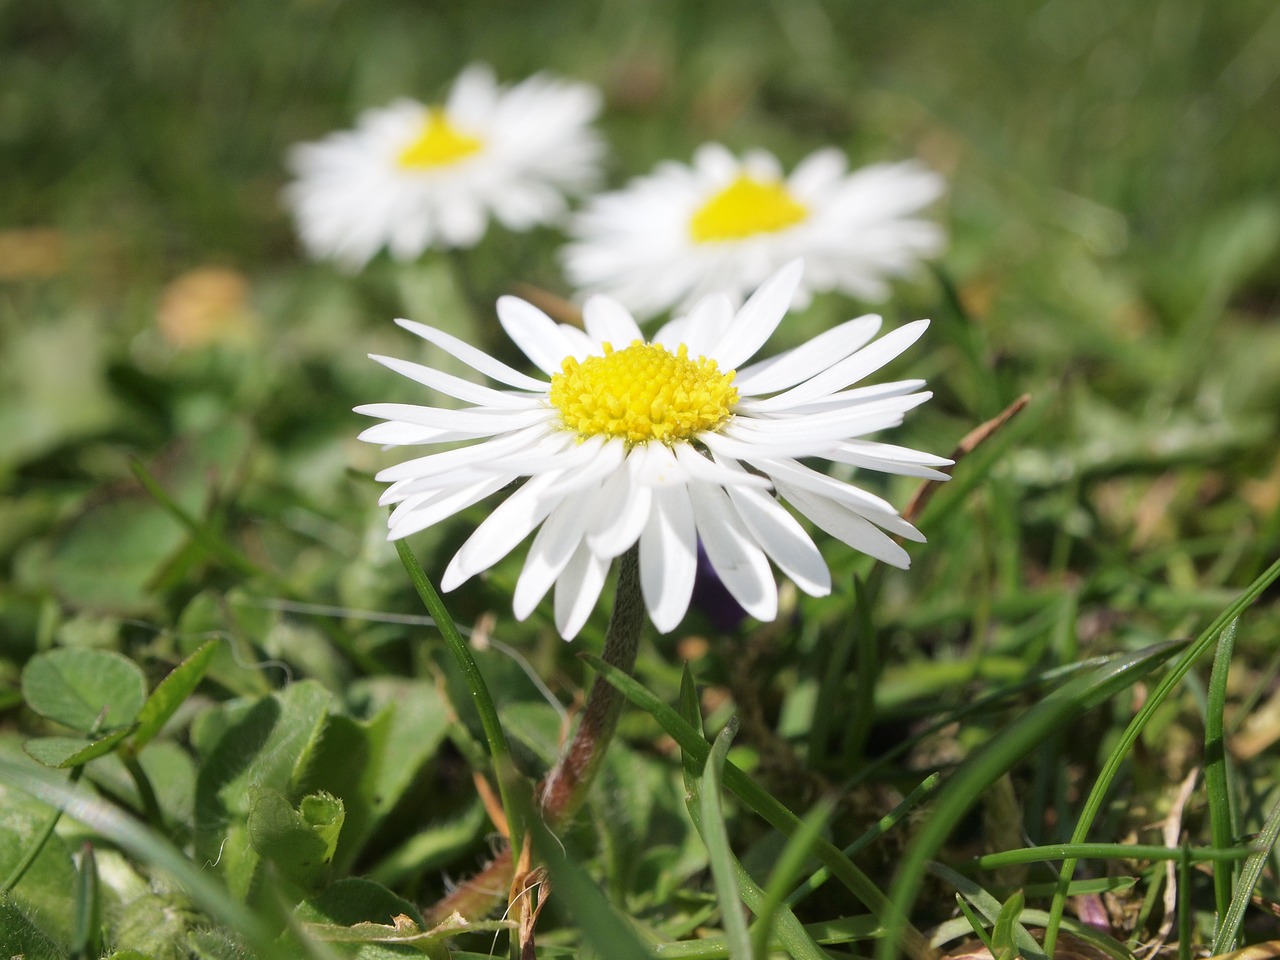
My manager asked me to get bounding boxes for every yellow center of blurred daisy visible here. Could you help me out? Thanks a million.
[397,108,484,169]
[550,341,738,445]
[689,175,809,243]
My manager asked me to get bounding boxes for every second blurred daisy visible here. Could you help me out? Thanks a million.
[562,144,945,318]
[285,64,603,269]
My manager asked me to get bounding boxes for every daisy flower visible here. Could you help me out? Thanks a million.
[357,260,950,639]
[562,143,945,318]
[285,64,603,269]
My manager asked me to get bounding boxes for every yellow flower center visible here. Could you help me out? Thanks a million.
[397,108,484,169]
[689,175,809,243]
[550,341,738,445]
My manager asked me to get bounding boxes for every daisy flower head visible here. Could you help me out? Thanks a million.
[357,260,951,640]
[562,144,946,319]
[285,64,603,270]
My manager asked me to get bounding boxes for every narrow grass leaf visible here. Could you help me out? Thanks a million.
[132,638,220,749]
[751,797,833,960]
[1206,618,1239,938]
[968,842,1253,868]
[394,539,527,857]
[585,652,931,958]
[1214,786,1280,953]
[652,915,883,958]
[878,641,1182,960]
[699,719,753,960]
[991,889,1025,960]
[70,842,101,959]
[1044,557,1280,955]
[955,894,995,952]
[928,863,1043,960]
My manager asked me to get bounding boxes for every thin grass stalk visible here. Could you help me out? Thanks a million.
[1205,618,1239,937]
[1042,557,1280,955]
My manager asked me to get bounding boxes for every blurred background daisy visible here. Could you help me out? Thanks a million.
[562,143,945,318]
[285,63,603,269]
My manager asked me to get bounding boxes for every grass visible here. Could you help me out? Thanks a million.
[2,1,1280,958]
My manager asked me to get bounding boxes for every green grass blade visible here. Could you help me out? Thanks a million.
[1043,556,1280,955]
[1213,785,1280,953]
[1205,618,1239,939]
[583,651,929,957]
[70,842,101,960]
[991,889,1026,960]
[787,772,940,907]
[877,641,1182,960]
[928,863,1043,960]
[699,719,753,960]
[967,842,1253,868]
[394,539,527,856]
[750,796,834,960]
[526,814,652,960]
[954,894,994,952]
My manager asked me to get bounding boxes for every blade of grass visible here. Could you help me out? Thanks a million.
[966,841,1254,868]
[678,668,830,960]
[1043,556,1280,955]
[1205,618,1239,940]
[699,719,753,960]
[928,863,1043,960]
[1213,785,1280,953]
[750,797,834,960]
[653,915,884,958]
[955,895,995,953]
[786,772,940,907]
[991,889,1026,960]
[587,652,931,959]
[877,640,1183,960]
[395,539,527,859]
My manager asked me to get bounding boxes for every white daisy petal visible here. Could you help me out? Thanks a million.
[733,314,883,395]
[369,354,542,407]
[497,296,582,375]
[554,544,610,640]
[443,472,564,590]
[513,496,592,620]
[583,295,643,346]
[750,320,931,412]
[639,484,698,633]
[688,482,778,622]
[395,318,548,391]
[586,454,653,558]
[775,480,912,569]
[723,481,832,597]
[285,63,603,267]
[708,258,803,369]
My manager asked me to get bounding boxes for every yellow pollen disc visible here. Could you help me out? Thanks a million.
[397,108,484,169]
[549,341,739,445]
[689,174,809,243]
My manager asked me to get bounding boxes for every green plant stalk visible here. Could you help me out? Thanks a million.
[786,772,940,907]
[877,641,1180,960]
[423,547,645,926]
[395,539,526,858]
[699,720,754,960]
[70,842,102,960]
[751,797,833,960]
[2,765,85,893]
[967,841,1254,868]
[1205,618,1239,939]
[121,750,165,829]
[1043,556,1280,956]
[1213,783,1280,953]
[587,652,933,960]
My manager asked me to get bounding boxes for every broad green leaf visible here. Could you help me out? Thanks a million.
[990,889,1025,960]
[0,789,78,945]
[23,729,133,769]
[0,892,66,960]
[287,877,435,959]
[132,639,220,749]
[193,680,333,900]
[21,649,147,733]
[305,677,449,873]
[247,788,344,890]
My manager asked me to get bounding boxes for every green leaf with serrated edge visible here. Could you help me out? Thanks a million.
[193,680,332,900]
[132,639,220,749]
[23,729,134,768]
[22,649,146,733]
[0,893,66,960]
[247,788,343,890]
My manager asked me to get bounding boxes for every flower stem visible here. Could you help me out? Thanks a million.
[540,545,643,824]
[425,546,644,923]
